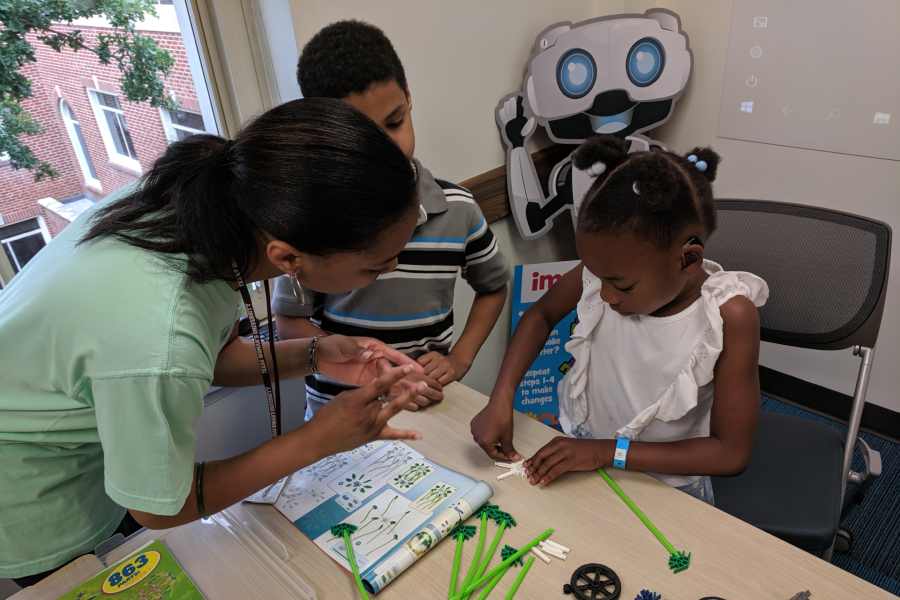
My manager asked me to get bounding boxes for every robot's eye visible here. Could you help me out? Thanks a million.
[626,38,665,87]
[557,49,596,99]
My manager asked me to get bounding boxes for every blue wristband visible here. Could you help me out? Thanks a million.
[613,437,630,469]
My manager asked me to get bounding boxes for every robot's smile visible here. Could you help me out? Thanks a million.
[586,107,635,134]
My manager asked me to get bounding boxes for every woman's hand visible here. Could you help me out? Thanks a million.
[316,336,421,384]
[316,336,441,409]
[470,394,521,461]
[305,364,425,456]
[524,437,612,486]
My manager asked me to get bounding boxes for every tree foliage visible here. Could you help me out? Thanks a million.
[0,0,175,179]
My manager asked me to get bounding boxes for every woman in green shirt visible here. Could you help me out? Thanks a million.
[0,98,429,583]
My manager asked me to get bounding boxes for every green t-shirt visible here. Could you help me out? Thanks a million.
[0,191,241,578]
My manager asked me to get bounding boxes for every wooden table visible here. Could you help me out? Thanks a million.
[17,383,894,599]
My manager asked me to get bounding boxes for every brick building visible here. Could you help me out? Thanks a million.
[0,6,207,287]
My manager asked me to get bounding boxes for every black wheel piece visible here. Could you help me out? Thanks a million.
[562,563,621,600]
[834,529,853,553]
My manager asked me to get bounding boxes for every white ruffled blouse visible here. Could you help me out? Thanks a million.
[559,260,769,487]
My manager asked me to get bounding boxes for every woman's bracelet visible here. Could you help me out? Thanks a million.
[194,461,207,517]
[308,336,321,375]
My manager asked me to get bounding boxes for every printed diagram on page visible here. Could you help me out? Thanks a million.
[316,489,429,569]
[328,442,424,510]
[412,482,457,512]
[276,441,389,520]
[276,473,332,518]
[391,462,433,491]
[363,443,418,480]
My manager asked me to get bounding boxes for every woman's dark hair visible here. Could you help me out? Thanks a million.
[298,20,408,99]
[81,98,416,283]
[574,135,720,248]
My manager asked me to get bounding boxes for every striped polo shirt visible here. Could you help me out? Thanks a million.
[272,159,509,416]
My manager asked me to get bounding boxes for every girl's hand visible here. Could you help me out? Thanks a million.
[525,437,613,486]
[470,396,521,461]
[306,364,424,456]
[316,336,422,385]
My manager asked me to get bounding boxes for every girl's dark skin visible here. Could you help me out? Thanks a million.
[471,227,761,486]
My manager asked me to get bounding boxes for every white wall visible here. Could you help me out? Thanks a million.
[621,0,900,411]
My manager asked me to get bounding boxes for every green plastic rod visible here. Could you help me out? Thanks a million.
[476,545,520,600]
[452,528,553,600]
[459,512,488,592]
[597,468,676,554]
[504,556,535,599]
[448,536,464,598]
[341,533,370,600]
[473,521,507,584]
[598,469,692,573]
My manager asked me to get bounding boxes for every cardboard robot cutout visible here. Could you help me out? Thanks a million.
[496,9,692,239]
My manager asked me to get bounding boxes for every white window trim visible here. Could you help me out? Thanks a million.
[159,107,206,143]
[87,88,142,175]
[59,99,102,191]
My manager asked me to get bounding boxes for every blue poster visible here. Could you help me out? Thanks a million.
[510,260,580,431]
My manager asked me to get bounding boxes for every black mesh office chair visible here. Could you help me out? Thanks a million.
[705,200,892,559]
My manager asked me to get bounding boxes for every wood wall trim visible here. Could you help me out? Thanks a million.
[460,145,572,224]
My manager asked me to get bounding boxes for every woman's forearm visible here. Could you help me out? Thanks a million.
[212,335,313,386]
[130,421,330,529]
[275,314,327,340]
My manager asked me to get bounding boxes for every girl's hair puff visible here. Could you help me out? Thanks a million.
[575,135,720,248]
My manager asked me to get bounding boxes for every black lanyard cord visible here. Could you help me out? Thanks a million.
[232,264,282,438]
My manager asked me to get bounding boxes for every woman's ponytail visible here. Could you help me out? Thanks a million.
[81,98,416,283]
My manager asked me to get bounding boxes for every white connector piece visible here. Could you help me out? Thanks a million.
[539,542,567,560]
[543,539,571,553]
[494,460,527,480]
[530,546,552,563]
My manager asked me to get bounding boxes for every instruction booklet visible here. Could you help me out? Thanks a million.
[264,441,492,594]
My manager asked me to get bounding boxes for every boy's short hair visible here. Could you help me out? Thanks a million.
[298,20,408,99]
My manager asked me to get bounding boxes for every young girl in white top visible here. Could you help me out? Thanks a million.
[471,135,768,504]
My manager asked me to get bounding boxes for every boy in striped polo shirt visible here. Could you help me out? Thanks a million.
[273,20,510,418]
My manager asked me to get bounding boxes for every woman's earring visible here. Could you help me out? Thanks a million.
[286,271,306,301]
[288,271,318,305]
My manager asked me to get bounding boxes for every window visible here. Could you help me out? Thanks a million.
[1,218,51,274]
[88,90,140,171]
[0,0,223,280]
[59,99,100,189]
[160,107,206,142]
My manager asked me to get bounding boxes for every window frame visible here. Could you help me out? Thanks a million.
[159,107,207,143]
[59,98,102,191]
[87,89,142,174]
[0,217,51,273]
